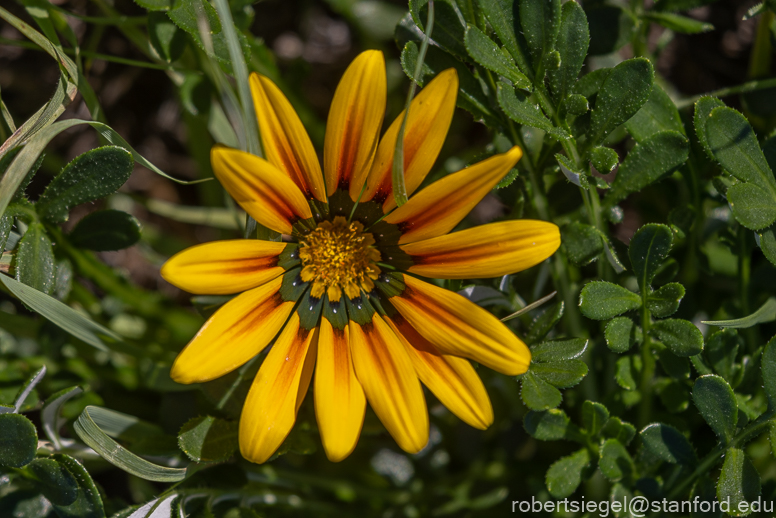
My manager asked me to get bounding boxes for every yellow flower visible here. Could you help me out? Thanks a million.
[161,50,561,463]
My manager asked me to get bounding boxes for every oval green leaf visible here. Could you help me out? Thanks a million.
[640,423,697,466]
[652,319,704,357]
[0,413,38,468]
[69,210,142,251]
[692,374,738,443]
[579,281,642,320]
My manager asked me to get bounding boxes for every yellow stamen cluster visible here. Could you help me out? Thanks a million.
[299,216,381,301]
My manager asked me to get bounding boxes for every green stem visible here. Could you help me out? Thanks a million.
[638,296,655,428]
[738,228,756,349]
[676,77,776,109]
[393,0,434,207]
[0,37,178,71]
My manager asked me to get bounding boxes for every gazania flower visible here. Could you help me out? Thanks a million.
[161,50,560,463]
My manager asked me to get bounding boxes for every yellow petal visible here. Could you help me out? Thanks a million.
[161,240,287,295]
[402,220,560,279]
[170,276,293,384]
[239,313,318,464]
[363,69,458,211]
[350,314,428,453]
[211,145,313,234]
[389,275,530,376]
[314,317,366,462]
[250,73,327,202]
[323,50,386,198]
[384,146,523,244]
[387,316,493,430]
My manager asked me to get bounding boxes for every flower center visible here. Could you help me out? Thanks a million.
[298,216,381,302]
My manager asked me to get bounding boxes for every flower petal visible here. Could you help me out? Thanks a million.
[384,146,523,244]
[170,276,294,384]
[350,314,428,453]
[161,240,287,295]
[387,316,493,430]
[389,275,530,376]
[323,50,386,197]
[239,313,318,464]
[402,220,560,279]
[250,73,326,202]
[314,317,366,462]
[363,69,458,210]
[211,145,313,234]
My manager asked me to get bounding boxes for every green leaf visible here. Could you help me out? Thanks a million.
[13,365,46,413]
[547,1,589,103]
[727,182,776,230]
[705,106,776,194]
[73,406,190,482]
[0,274,122,352]
[410,0,468,62]
[579,281,642,320]
[589,146,619,173]
[523,409,572,440]
[464,26,530,90]
[644,12,714,34]
[652,319,704,357]
[706,329,740,381]
[599,439,634,482]
[702,297,776,328]
[625,84,685,142]
[148,11,187,62]
[629,223,674,291]
[604,131,689,206]
[602,417,636,445]
[518,0,561,69]
[531,360,588,388]
[562,222,604,265]
[573,68,611,98]
[25,458,79,506]
[562,94,589,118]
[524,301,564,344]
[658,347,691,379]
[692,374,738,443]
[587,5,636,56]
[36,146,133,223]
[520,371,562,410]
[15,223,55,294]
[546,449,590,498]
[659,379,690,413]
[69,210,142,251]
[133,0,176,11]
[401,41,497,126]
[756,224,776,267]
[168,0,251,67]
[0,413,37,467]
[51,453,106,518]
[582,401,609,437]
[717,448,761,517]
[41,386,83,449]
[497,82,570,139]
[693,96,726,159]
[647,282,685,318]
[605,317,639,353]
[615,355,641,391]
[640,423,697,466]
[588,57,654,146]
[761,336,776,414]
[178,416,238,463]
[477,0,532,76]
[530,338,587,362]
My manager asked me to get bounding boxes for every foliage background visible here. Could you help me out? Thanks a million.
[2,0,776,516]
